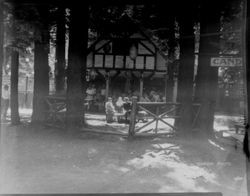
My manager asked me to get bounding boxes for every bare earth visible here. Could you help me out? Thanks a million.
[0,122,247,196]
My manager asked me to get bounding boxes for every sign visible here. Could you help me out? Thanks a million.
[210,57,242,67]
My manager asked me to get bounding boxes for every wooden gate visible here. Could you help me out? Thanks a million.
[128,97,201,137]
[128,97,182,137]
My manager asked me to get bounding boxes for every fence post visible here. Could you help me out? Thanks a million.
[128,96,137,138]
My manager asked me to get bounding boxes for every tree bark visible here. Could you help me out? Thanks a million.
[166,18,176,102]
[175,16,195,133]
[10,50,20,124]
[245,1,250,195]
[166,62,174,102]
[55,7,66,94]
[31,7,50,123]
[0,4,4,125]
[194,9,221,137]
[66,4,88,128]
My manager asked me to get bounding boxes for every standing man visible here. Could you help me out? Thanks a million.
[1,84,10,121]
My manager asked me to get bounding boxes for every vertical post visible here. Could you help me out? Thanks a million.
[139,72,143,100]
[128,96,137,138]
[105,71,110,101]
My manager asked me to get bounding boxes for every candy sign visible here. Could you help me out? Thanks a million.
[210,57,242,67]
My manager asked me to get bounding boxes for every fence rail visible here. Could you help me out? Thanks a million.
[2,75,55,108]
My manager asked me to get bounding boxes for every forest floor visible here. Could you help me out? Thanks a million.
[0,111,247,195]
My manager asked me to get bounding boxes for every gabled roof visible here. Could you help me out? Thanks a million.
[88,14,169,61]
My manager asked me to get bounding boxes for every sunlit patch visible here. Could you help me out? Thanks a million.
[136,118,175,134]
[152,143,180,150]
[234,176,244,181]
[214,115,245,133]
[106,163,130,173]
[87,120,106,127]
[166,161,217,191]
[127,150,180,169]
[208,139,226,151]
[127,144,218,192]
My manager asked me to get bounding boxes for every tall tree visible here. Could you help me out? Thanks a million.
[166,17,177,102]
[0,2,4,125]
[31,6,50,123]
[66,4,88,128]
[194,2,222,137]
[175,4,196,133]
[55,6,66,94]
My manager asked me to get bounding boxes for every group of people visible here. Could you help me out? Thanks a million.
[139,90,166,102]
[105,96,132,123]
[85,83,166,123]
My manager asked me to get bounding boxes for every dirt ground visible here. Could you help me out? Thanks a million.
[0,121,247,195]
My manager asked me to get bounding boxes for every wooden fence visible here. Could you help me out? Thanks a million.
[128,97,201,137]
[2,75,55,108]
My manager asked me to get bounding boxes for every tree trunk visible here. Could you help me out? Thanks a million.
[55,7,66,94]
[0,4,4,125]
[245,1,250,195]
[31,7,50,123]
[194,10,221,137]
[166,18,176,102]
[175,17,195,133]
[66,5,88,128]
[10,50,20,124]
[166,63,174,102]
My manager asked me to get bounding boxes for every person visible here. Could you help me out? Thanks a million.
[105,97,116,123]
[116,97,124,113]
[115,97,125,123]
[152,91,161,102]
[140,93,151,102]
[86,84,96,111]
[123,97,132,123]
[86,84,96,100]
[1,84,10,121]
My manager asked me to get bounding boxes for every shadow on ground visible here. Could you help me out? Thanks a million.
[0,123,247,195]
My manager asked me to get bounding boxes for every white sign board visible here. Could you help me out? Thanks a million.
[210,57,242,67]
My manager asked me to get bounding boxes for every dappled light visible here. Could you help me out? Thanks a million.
[0,0,248,195]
